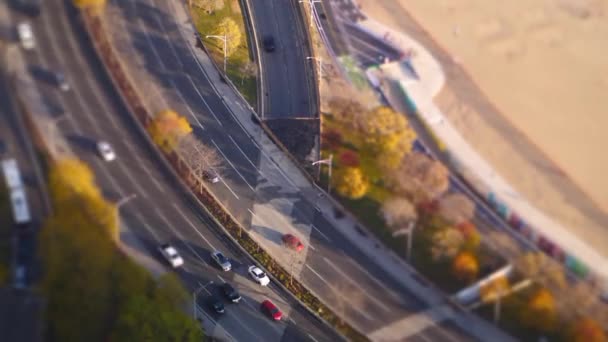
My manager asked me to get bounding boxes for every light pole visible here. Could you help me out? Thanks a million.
[392,221,416,261]
[206,34,227,73]
[299,0,321,29]
[116,193,137,208]
[312,154,333,194]
[192,281,213,320]
[306,56,324,80]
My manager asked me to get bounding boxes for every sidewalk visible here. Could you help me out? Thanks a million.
[143,1,514,341]
[351,16,608,286]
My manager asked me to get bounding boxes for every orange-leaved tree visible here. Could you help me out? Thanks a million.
[333,167,369,199]
[451,251,479,282]
[73,0,107,12]
[520,288,557,332]
[148,110,192,153]
[568,317,607,342]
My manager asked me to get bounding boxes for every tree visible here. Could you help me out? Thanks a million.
[514,252,566,292]
[456,221,481,251]
[452,251,478,282]
[49,158,100,202]
[148,110,192,153]
[438,193,475,225]
[327,98,365,127]
[431,227,464,260]
[177,135,223,191]
[480,275,510,303]
[239,60,257,85]
[73,0,107,11]
[338,150,360,167]
[333,167,369,199]
[519,288,557,332]
[568,317,607,342]
[387,151,450,203]
[321,129,343,151]
[191,0,224,13]
[381,197,417,232]
[213,18,242,56]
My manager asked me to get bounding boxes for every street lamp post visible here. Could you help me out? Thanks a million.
[206,34,227,73]
[312,154,333,194]
[116,193,137,208]
[306,56,324,81]
[299,0,321,29]
[392,221,416,261]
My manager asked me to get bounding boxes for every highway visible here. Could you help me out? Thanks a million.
[99,0,480,340]
[3,1,340,341]
[247,0,317,119]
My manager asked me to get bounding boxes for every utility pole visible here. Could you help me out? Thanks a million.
[299,0,322,29]
[206,34,228,73]
[312,154,333,194]
[392,221,416,261]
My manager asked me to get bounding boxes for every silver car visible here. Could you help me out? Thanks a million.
[211,250,231,271]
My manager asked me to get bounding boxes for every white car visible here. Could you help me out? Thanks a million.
[211,250,231,271]
[248,265,270,286]
[159,243,184,268]
[17,22,35,50]
[97,141,116,161]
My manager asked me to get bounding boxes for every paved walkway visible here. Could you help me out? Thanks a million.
[351,15,608,286]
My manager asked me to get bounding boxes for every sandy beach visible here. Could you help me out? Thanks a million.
[356,0,608,252]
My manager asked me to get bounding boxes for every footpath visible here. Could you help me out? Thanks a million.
[105,0,515,340]
[349,15,608,287]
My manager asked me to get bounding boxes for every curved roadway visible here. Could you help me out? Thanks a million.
[4,0,339,341]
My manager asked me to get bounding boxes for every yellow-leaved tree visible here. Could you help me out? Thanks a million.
[148,110,192,153]
[73,0,107,11]
[49,158,101,202]
[334,167,369,199]
[356,106,416,170]
[479,275,510,303]
[213,18,242,56]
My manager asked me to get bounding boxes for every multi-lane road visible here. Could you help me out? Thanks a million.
[99,0,481,340]
[2,0,342,341]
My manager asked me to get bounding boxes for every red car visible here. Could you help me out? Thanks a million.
[282,234,304,252]
[261,299,282,321]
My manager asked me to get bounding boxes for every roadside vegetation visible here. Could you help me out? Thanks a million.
[39,158,202,341]
[321,98,608,341]
[0,182,11,284]
[190,0,257,107]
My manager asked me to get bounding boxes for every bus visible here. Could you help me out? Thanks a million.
[2,158,31,226]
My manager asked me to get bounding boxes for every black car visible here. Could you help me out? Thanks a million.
[209,296,225,314]
[222,283,241,303]
[263,36,275,52]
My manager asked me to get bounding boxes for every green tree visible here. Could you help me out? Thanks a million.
[333,167,369,199]
[148,110,193,153]
[213,18,242,56]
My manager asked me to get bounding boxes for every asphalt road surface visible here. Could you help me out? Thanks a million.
[2,1,340,341]
[100,0,479,340]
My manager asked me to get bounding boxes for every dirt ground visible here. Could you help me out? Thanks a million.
[356,0,608,254]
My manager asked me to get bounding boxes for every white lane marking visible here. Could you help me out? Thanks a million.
[186,75,223,126]
[172,203,216,250]
[148,6,183,69]
[133,211,161,242]
[156,211,209,264]
[308,333,320,342]
[228,135,264,176]
[341,253,405,304]
[217,274,226,283]
[118,162,150,199]
[169,79,205,131]
[124,140,166,194]
[258,147,299,190]
[311,224,331,242]
[323,257,391,313]
[218,177,240,200]
[305,265,377,322]
[211,139,255,192]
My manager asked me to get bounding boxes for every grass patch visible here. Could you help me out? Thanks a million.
[339,55,370,91]
[190,2,257,107]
